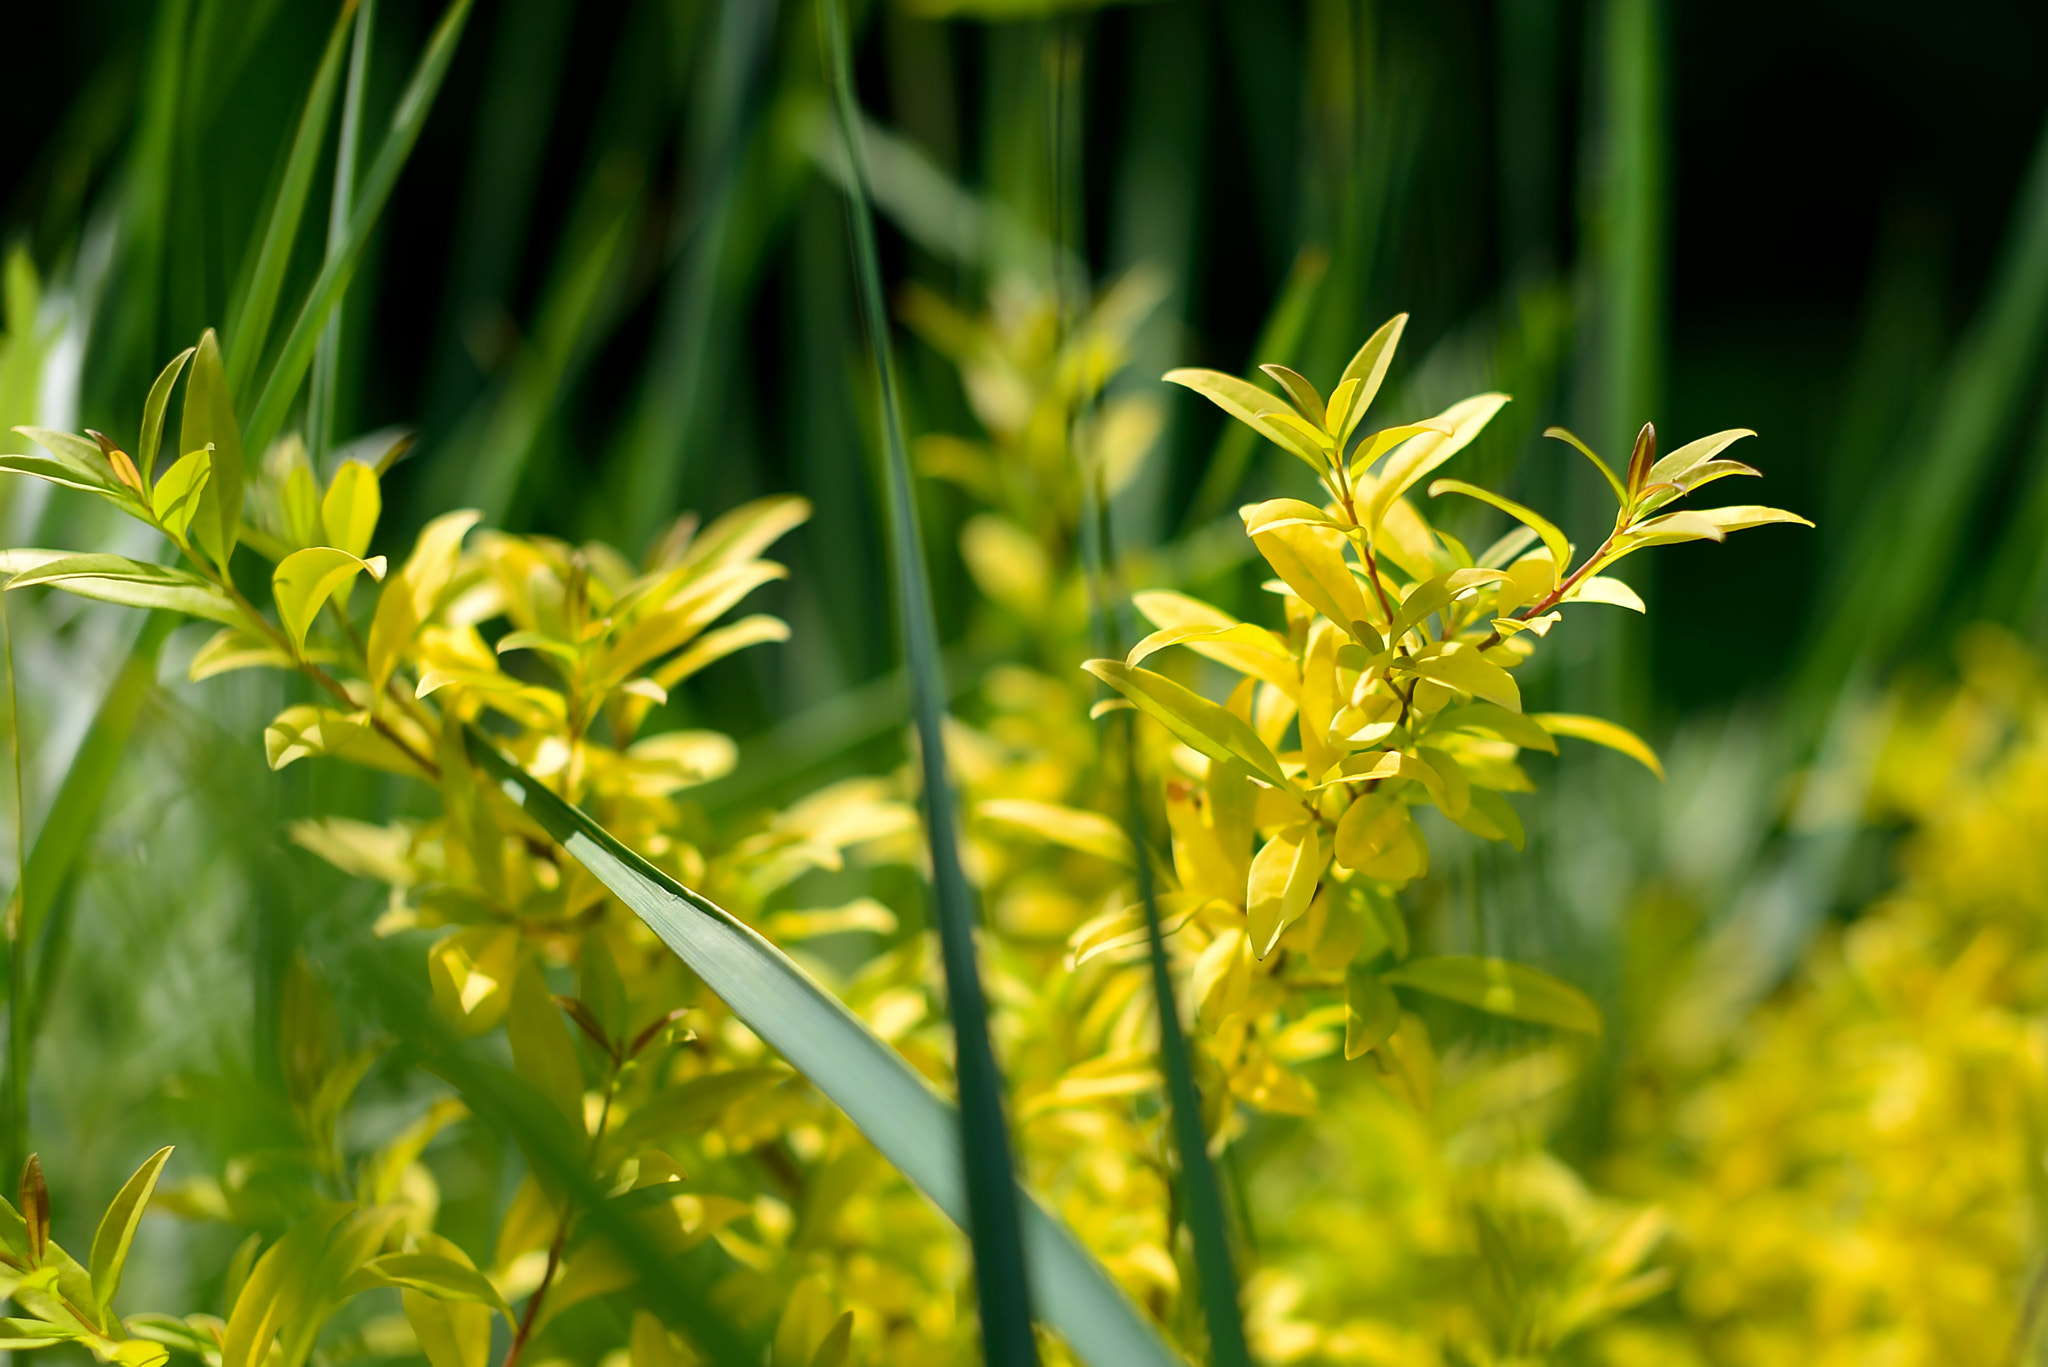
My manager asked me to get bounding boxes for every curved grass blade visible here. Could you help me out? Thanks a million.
[465,730,1184,1367]
[817,1,1038,1362]
[243,0,476,455]
[223,0,358,405]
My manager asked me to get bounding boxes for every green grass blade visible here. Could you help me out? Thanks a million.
[1122,712,1254,1365]
[818,2,1040,1360]
[465,729,1186,1367]
[222,0,358,407]
[1182,245,1328,527]
[242,0,476,454]
[307,0,377,465]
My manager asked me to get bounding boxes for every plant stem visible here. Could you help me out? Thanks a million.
[1,590,25,1180]
[818,2,1039,1362]
[502,1066,618,1367]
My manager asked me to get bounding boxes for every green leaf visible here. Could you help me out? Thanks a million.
[151,447,212,543]
[354,1253,512,1320]
[136,347,195,483]
[4,553,243,627]
[978,799,1134,866]
[1363,393,1511,529]
[1082,659,1291,789]
[89,1146,173,1325]
[1164,368,1324,470]
[1335,313,1408,440]
[1642,427,1756,489]
[223,1,357,404]
[1382,955,1602,1033]
[1543,426,1628,505]
[1400,644,1522,711]
[1426,477,1570,573]
[272,546,384,651]
[404,1290,491,1367]
[5,427,125,500]
[1257,363,1326,428]
[1429,701,1556,753]
[243,0,478,456]
[180,330,245,572]
[508,962,584,1126]
[1531,712,1664,778]
[1344,965,1400,1059]
[466,729,1187,1367]
[819,8,1041,1353]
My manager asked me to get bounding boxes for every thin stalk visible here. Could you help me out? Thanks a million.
[308,0,376,466]
[504,1066,619,1367]
[2,590,26,1180]
[818,2,1038,1362]
[1082,353,1255,1367]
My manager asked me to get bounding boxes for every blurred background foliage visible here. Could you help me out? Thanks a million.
[7,0,2048,1359]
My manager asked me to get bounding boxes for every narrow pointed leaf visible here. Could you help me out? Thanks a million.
[224,2,358,403]
[5,554,243,627]
[1383,955,1602,1033]
[1531,712,1664,778]
[179,330,244,572]
[90,1146,174,1320]
[1427,477,1571,573]
[137,347,194,483]
[465,729,1185,1367]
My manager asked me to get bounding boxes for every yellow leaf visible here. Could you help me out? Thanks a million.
[978,798,1134,866]
[1334,793,1428,884]
[1532,712,1664,778]
[1245,505,1379,633]
[1402,643,1522,711]
[1247,824,1324,958]
[1565,575,1646,612]
[1344,965,1400,1060]
[320,461,381,558]
[273,547,385,651]
[151,447,213,542]
[1193,928,1251,1031]
[1083,660,1292,789]
[1427,477,1570,572]
[1361,393,1509,529]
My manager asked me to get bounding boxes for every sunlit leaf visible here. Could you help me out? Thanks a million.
[89,1147,174,1325]
[1383,955,1601,1033]
[1427,477,1570,573]
[1082,659,1292,789]
[180,329,244,572]
[1531,712,1664,778]
[273,546,385,651]
[979,798,1134,866]
[4,552,243,626]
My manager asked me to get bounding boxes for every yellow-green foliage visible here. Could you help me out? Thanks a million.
[0,298,1805,1365]
[1608,629,2048,1365]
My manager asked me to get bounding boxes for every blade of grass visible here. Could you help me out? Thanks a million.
[1075,260,1252,1367]
[818,1,1039,1359]
[2,577,25,1178]
[222,0,358,407]
[464,728,1186,1367]
[1119,709,1253,1366]
[307,0,377,465]
[242,0,476,454]
[617,0,779,549]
